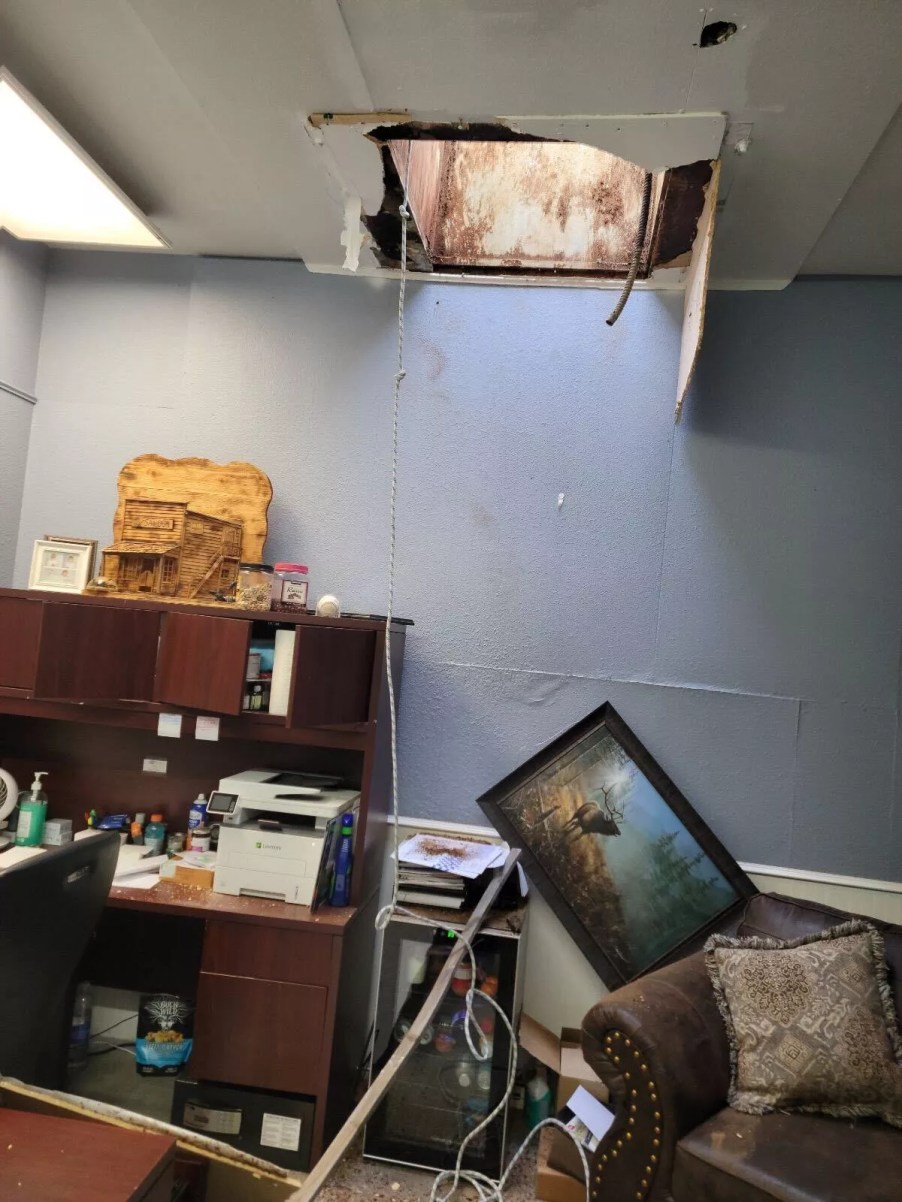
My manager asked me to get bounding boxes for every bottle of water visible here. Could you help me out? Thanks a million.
[68,981,92,1070]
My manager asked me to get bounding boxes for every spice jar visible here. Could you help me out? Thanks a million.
[271,563,309,612]
[236,563,273,610]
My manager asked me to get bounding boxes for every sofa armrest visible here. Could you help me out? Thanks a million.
[580,952,729,1202]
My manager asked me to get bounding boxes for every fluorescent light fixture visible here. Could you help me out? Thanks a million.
[0,68,166,248]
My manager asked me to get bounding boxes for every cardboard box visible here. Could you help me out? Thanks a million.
[159,851,216,890]
[536,1128,587,1202]
[520,1015,610,1183]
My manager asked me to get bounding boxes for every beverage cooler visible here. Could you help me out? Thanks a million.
[364,912,526,1178]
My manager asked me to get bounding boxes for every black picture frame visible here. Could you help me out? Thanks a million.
[477,702,756,988]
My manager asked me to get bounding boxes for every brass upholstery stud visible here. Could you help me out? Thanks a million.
[631,1089,638,1098]
[624,1037,632,1047]
[628,1117,635,1126]
[611,1149,618,1159]
[641,1180,648,1189]
[630,1103,637,1113]
[625,1132,632,1141]
[640,1063,648,1072]
[601,1154,608,1163]
[654,1111,661,1120]
[624,1071,631,1080]
[650,1153,658,1164]
[653,1138,660,1148]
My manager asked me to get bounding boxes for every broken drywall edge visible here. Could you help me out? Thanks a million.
[506,113,726,173]
[0,1077,302,1186]
[340,194,365,270]
[309,111,726,173]
[303,260,690,290]
[675,159,720,420]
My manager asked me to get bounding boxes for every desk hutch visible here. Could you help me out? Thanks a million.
[0,586,406,1165]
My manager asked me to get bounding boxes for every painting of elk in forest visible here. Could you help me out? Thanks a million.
[477,703,756,986]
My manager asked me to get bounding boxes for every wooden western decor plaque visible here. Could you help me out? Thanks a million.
[92,455,272,603]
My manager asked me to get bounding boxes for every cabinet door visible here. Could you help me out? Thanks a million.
[154,613,250,714]
[0,597,42,691]
[190,972,327,1093]
[289,626,376,727]
[33,602,160,702]
[202,920,334,987]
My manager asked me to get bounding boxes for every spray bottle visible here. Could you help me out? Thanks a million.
[15,771,49,847]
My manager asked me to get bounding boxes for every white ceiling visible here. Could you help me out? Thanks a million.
[0,0,899,286]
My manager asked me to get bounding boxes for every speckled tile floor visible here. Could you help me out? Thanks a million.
[317,1133,540,1202]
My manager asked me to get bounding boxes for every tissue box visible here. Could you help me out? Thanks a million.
[42,819,73,847]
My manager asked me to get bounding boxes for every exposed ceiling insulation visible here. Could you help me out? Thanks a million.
[0,1,900,286]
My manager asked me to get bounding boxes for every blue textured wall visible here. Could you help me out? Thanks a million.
[13,256,902,880]
[0,232,45,583]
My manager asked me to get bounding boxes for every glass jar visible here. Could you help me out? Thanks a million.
[271,562,309,612]
[236,563,273,610]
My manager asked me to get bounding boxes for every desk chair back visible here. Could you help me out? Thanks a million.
[0,832,119,1086]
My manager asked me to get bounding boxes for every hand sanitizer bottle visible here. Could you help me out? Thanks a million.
[15,771,48,847]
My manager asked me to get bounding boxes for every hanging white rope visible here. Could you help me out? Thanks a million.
[374,151,590,1202]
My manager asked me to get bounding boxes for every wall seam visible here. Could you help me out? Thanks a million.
[0,379,37,405]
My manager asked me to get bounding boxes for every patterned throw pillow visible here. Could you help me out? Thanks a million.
[705,920,902,1126]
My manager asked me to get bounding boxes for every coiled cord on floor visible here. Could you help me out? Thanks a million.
[373,162,590,1202]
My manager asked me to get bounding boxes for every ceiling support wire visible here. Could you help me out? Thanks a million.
[606,170,654,326]
[374,142,590,1202]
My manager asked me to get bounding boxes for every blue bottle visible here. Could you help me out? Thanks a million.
[188,794,208,832]
[330,814,354,907]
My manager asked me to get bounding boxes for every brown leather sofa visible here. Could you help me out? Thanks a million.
[580,893,902,1202]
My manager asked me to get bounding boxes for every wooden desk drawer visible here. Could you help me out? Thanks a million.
[191,973,327,1094]
[202,921,334,986]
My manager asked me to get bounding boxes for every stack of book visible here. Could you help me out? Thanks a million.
[397,864,469,910]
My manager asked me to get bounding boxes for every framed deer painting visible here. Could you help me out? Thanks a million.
[477,702,756,987]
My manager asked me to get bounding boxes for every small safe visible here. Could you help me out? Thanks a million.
[171,1078,314,1172]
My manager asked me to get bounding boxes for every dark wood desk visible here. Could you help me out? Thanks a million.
[92,879,376,1165]
[0,584,406,1167]
[0,1106,175,1202]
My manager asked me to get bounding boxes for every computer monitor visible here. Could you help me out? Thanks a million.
[0,831,119,1086]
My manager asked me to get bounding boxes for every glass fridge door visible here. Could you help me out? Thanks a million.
[364,924,518,1177]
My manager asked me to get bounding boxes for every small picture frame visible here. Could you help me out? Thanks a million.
[28,538,96,594]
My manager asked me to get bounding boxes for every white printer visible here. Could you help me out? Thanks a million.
[208,770,357,906]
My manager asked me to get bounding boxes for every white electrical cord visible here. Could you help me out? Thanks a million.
[373,160,590,1202]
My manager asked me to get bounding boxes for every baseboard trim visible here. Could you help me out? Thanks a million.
[740,862,902,896]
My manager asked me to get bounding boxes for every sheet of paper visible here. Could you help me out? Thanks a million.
[566,1085,615,1143]
[157,712,182,738]
[397,832,507,879]
[0,845,45,871]
[120,873,160,890]
[114,845,168,878]
[195,715,220,742]
[260,1113,302,1152]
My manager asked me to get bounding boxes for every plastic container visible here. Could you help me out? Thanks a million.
[525,1064,552,1126]
[187,794,208,832]
[329,813,354,906]
[130,812,146,845]
[167,832,185,855]
[236,563,273,611]
[68,981,92,1070]
[271,563,309,612]
[188,826,211,853]
[144,813,167,856]
[15,771,48,848]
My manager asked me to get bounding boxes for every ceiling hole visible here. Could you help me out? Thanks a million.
[700,20,738,47]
